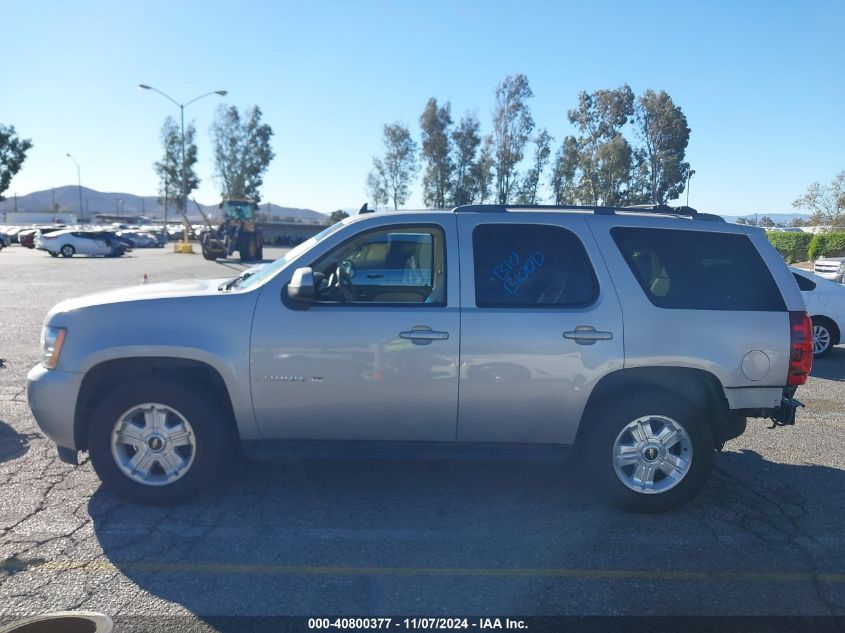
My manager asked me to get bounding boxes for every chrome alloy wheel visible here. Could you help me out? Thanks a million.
[612,415,693,495]
[813,324,831,355]
[110,403,196,486]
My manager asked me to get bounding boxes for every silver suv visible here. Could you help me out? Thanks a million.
[26,205,813,511]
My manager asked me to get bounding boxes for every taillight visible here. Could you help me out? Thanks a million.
[787,311,813,385]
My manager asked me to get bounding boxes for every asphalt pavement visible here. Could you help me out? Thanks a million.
[1,245,844,629]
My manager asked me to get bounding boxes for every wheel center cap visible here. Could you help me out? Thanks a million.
[643,446,659,461]
[147,435,165,452]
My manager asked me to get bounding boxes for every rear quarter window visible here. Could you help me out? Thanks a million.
[612,227,786,311]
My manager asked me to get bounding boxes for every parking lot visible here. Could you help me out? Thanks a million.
[1,245,844,627]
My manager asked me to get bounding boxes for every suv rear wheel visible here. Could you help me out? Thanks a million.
[87,379,234,504]
[587,390,714,512]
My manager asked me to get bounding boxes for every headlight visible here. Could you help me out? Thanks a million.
[41,326,67,369]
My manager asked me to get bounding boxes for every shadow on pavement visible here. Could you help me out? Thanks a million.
[88,449,845,619]
[812,347,845,381]
[0,420,36,463]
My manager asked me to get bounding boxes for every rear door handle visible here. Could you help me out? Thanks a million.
[563,326,613,345]
[366,273,384,279]
[400,326,450,345]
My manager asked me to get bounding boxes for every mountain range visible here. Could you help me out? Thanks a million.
[0,186,328,223]
[720,213,810,225]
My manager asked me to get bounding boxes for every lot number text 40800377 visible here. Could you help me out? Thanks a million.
[307,617,528,630]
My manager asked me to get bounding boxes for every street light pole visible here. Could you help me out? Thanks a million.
[138,84,227,233]
[66,153,84,223]
[180,103,186,232]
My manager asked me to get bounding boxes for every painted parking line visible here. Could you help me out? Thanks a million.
[2,558,845,583]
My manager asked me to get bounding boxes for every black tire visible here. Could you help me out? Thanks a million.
[811,317,835,358]
[239,236,257,262]
[87,379,235,505]
[200,232,217,261]
[49,251,58,257]
[201,244,218,261]
[60,244,75,257]
[585,390,714,513]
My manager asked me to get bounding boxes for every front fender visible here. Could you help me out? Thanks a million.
[77,346,260,440]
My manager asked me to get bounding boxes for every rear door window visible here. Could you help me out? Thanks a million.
[472,223,597,307]
[612,227,786,311]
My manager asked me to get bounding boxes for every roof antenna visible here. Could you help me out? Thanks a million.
[359,202,374,215]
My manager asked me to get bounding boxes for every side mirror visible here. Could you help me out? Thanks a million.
[287,266,316,302]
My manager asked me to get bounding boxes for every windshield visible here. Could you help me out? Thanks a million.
[233,219,348,290]
[224,201,255,220]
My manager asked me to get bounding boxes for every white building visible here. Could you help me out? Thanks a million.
[0,212,78,226]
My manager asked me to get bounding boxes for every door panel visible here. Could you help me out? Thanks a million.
[250,217,460,441]
[456,214,624,445]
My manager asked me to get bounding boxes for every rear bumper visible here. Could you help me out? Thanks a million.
[731,386,805,427]
[26,364,83,450]
[724,387,783,409]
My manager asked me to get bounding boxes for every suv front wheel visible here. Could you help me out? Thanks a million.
[87,379,234,504]
[588,390,714,512]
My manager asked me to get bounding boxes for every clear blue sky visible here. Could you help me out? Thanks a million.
[4,0,843,215]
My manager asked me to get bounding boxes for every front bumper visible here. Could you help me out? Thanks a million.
[814,270,844,282]
[26,364,83,450]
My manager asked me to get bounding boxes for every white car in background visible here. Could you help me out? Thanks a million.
[35,229,126,258]
[791,267,845,357]
[813,257,845,283]
[116,231,161,248]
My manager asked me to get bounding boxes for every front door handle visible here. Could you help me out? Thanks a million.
[400,326,450,345]
[366,273,384,279]
[563,326,613,345]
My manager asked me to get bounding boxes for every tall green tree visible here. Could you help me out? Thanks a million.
[329,209,349,224]
[515,128,552,204]
[550,136,581,204]
[567,85,635,206]
[366,123,418,210]
[211,105,275,202]
[793,171,845,227]
[0,124,33,201]
[153,116,199,212]
[492,74,534,204]
[473,136,496,204]
[789,216,811,227]
[419,98,453,209]
[633,90,691,204]
[450,112,481,206]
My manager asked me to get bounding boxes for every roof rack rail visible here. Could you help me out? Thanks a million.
[453,204,616,214]
[451,203,725,222]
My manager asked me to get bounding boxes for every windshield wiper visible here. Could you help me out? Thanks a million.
[219,271,254,291]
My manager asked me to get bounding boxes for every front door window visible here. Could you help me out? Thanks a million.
[310,226,446,305]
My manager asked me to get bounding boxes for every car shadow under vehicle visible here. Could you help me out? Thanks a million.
[812,347,845,381]
[88,449,845,617]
